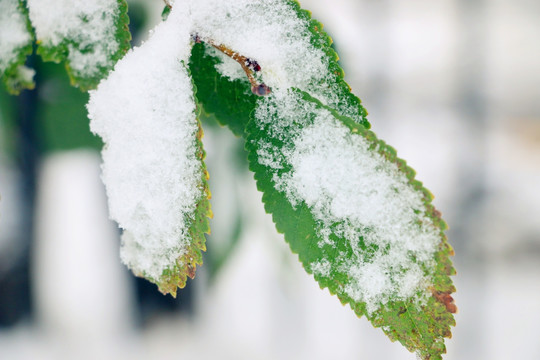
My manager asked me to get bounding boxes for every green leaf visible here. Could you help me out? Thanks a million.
[86,2,456,357]
[245,89,456,360]
[36,60,104,153]
[32,0,131,91]
[0,0,35,94]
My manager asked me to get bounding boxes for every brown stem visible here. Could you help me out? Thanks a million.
[205,38,271,96]
[211,42,258,87]
[164,2,270,96]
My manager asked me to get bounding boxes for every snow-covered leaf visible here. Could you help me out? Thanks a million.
[0,0,34,94]
[87,5,210,296]
[246,89,455,359]
[27,0,130,90]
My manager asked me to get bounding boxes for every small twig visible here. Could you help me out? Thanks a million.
[204,38,271,96]
[164,2,270,96]
[211,42,257,86]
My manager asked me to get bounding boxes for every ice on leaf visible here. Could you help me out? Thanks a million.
[87,4,210,295]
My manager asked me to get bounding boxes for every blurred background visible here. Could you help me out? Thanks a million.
[1,0,539,359]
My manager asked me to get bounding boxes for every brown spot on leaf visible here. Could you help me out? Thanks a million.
[187,262,196,279]
[432,290,457,314]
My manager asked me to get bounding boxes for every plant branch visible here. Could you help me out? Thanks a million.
[198,36,271,96]
[163,2,270,96]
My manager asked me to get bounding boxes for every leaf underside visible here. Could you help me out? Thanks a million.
[189,1,456,359]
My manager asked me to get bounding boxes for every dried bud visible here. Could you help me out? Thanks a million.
[251,84,271,96]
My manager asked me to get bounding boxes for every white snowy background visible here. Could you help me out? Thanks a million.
[1,0,539,359]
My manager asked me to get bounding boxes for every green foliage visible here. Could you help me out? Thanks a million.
[189,0,370,132]
[1,1,456,358]
[189,3,456,358]
[36,61,104,152]
[3,65,34,94]
[161,4,171,21]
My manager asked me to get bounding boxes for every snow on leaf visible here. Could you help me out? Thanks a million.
[27,0,130,91]
[87,4,210,296]
[0,0,34,94]
[246,89,455,359]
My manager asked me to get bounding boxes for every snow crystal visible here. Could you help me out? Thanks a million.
[254,91,439,313]
[27,0,121,78]
[0,0,31,74]
[87,5,202,280]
